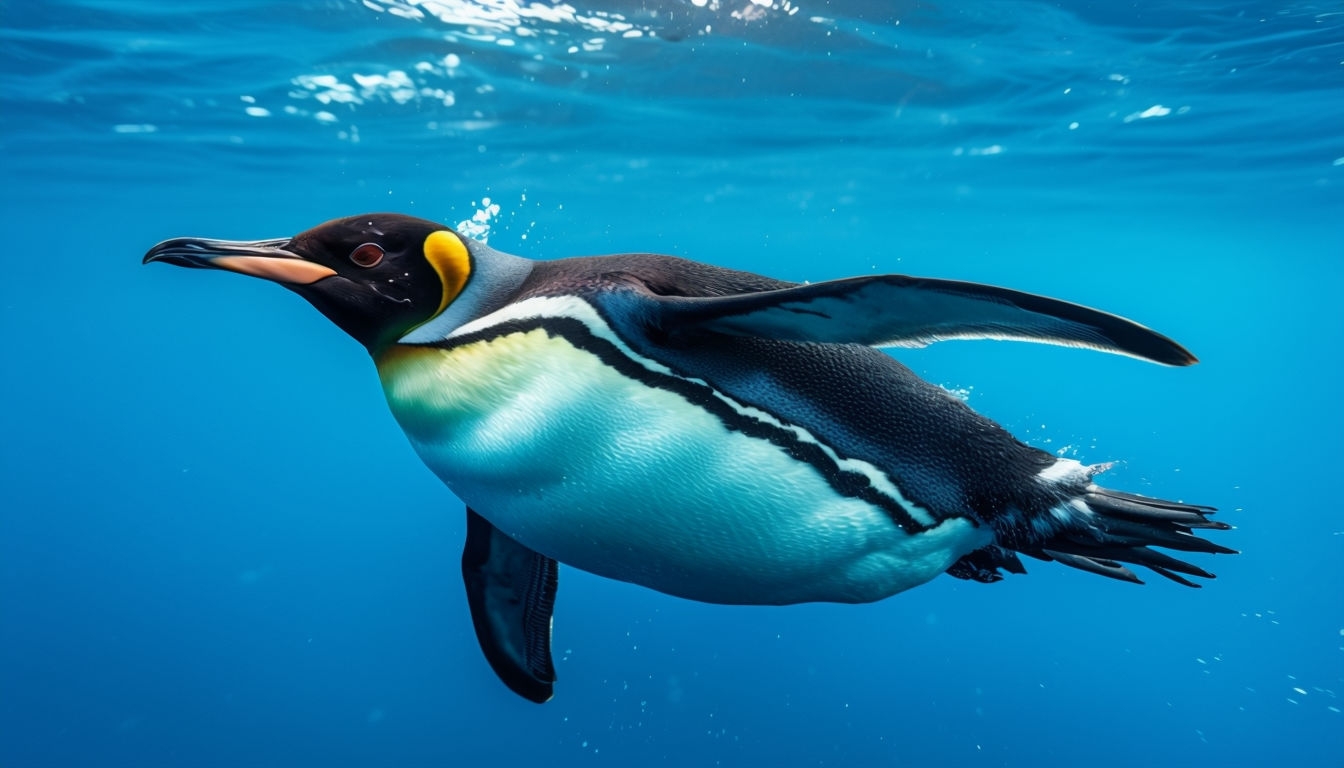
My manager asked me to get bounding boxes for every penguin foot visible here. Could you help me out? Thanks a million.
[946,545,1028,583]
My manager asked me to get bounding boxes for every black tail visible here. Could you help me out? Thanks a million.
[1022,487,1235,587]
[948,486,1235,587]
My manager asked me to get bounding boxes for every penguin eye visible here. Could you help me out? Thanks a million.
[349,243,384,268]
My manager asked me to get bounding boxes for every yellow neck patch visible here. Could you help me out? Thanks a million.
[423,230,471,318]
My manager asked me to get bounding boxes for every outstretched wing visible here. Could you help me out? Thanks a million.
[650,274,1196,366]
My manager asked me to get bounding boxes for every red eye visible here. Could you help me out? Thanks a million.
[349,243,384,268]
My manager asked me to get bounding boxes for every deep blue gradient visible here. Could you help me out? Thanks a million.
[2,2,1341,766]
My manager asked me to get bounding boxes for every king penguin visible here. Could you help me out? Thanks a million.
[144,213,1233,703]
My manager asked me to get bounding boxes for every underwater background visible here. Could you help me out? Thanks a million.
[2,1,1342,765]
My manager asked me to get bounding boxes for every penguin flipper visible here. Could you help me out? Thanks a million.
[652,274,1196,366]
[461,508,558,703]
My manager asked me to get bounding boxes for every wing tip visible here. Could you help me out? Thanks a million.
[1121,331,1198,367]
[1164,345,1199,367]
[507,676,556,704]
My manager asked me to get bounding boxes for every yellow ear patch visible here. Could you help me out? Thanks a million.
[423,230,471,317]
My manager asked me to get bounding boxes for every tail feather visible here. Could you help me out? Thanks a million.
[1039,540,1214,583]
[1145,565,1202,589]
[1082,515,1233,554]
[1084,488,1227,529]
[1037,549,1143,584]
[1026,485,1236,587]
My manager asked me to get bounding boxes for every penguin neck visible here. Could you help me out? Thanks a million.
[395,241,535,347]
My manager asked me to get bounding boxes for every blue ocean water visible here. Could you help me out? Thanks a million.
[2,1,1342,765]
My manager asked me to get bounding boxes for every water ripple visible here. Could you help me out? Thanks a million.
[2,0,1340,203]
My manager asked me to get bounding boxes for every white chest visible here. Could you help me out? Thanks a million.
[377,319,987,605]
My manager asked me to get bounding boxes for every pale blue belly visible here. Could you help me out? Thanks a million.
[378,326,989,605]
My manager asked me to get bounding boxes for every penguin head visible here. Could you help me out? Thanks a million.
[144,213,502,352]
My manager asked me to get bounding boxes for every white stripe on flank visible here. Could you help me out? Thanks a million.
[443,295,939,528]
